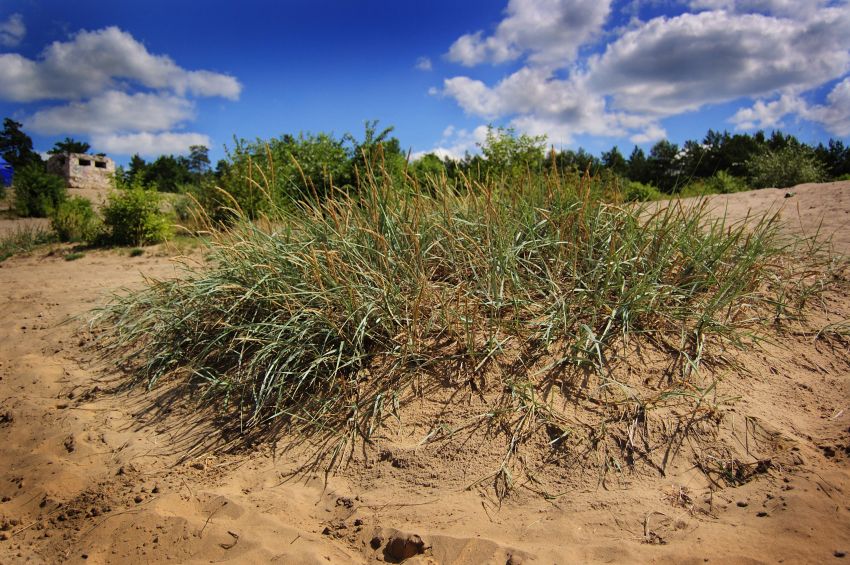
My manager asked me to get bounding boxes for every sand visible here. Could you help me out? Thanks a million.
[0,182,848,564]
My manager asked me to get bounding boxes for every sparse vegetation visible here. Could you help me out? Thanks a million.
[0,225,56,262]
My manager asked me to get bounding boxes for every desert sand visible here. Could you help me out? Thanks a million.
[0,182,848,564]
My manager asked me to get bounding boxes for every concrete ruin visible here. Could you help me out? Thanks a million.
[46,153,115,190]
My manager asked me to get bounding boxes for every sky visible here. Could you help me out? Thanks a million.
[1,0,849,165]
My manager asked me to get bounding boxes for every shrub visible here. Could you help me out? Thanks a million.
[103,182,172,246]
[747,145,826,189]
[13,164,66,217]
[704,170,747,194]
[50,196,102,243]
[623,180,663,201]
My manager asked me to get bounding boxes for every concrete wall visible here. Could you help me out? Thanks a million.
[46,153,115,190]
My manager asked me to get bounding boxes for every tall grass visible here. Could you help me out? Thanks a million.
[0,224,56,262]
[91,165,834,469]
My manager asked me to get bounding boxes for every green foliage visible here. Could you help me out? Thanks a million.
[478,125,546,180]
[623,180,663,202]
[703,170,747,194]
[48,137,91,155]
[13,163,67,217]
[0,118,41,169]
[747,145,826,189]
[64,252,85,261]
[50,196,102,243]
[103,180,172,246]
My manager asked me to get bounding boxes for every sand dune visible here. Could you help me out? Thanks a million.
[1,182,848,564]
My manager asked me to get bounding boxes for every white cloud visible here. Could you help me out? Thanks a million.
[804,77,850,136]
[438,1,850,146]
[589,9,850,115]
[0,26,241,102]
[28,91,195,135]
[689,0,830,18]
[0,25,241,158]
[0,13,25,47]
[447,0,612,67]
[630,123,667,144]
[415,56,432,71]
[728,93,805,130]
[411,125,489,161]
[93,131,211,157]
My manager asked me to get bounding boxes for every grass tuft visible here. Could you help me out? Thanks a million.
[91,166,839,474]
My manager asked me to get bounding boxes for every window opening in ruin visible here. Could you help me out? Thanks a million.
[79,159,91,166]
[95,161,107,169]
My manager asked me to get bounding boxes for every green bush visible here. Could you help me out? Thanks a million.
[13,164,67,217]
[50,196,102,243]
[624,180,663,202]
[704,170,747,194]
[103,182,172,246]
[747,146,826,189]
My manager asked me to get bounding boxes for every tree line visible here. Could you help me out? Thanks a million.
[3,116,850,213]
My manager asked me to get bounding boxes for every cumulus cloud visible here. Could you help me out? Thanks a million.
[589,9,850,115]
[0,13,25,47]
[438,0,850,146]
[805,78,850,136]
[28,91,195,135]
[0,25,241,156]
[93,131,212,157]
[728,93,805,130]
[447,0,612,67]
[0,26,240,102]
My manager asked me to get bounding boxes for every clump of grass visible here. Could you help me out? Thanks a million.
[91,165,836,472]
[129,247,144,257]
[64,251,85,261]
[0,225,56,262]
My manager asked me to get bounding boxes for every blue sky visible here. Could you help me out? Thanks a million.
[1,0,849,165]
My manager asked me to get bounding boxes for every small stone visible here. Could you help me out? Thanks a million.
[370,535,383,550]
[835,551,846,558]
[736,501,748,508]
[134,495,143,504]
[190,462,205,471]
[385,534,425,560]
[756,511,768,517]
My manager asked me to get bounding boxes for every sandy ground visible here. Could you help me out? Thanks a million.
[0,182,848,564]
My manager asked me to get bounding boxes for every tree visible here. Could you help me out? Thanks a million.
[627,146,650,184]
[478,125,546,180]
[814,139,850,178]
[648,139,681,192]
[188,145,211,176]
[48,137,91,155]
[601,146,628,177]
[127,154,148,183]
[144,155,193,192]
[0,118,41,169]
[13,164,66,217]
